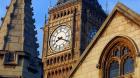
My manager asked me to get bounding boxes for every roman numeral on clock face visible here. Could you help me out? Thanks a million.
[50,26,71,52]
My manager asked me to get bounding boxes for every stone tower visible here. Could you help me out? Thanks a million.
[42,0,107,78]
[0,0,42,78]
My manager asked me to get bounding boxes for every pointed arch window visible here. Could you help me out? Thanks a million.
[99,36,136,78]
[124,57,134,74]
[109,61,119,78]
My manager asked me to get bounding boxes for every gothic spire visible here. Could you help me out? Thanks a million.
[0,0,41,78]
[0,0,39,56]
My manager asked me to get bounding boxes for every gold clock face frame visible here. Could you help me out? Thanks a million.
[49,26,71,52]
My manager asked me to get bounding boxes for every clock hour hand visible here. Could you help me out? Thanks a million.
[56,37,63,42]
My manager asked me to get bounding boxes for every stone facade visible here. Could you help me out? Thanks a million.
[42,0,106,78]
[69,3,140,78]
[0,0,42,78]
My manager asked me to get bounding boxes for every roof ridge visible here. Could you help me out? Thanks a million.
[68,2,140,78]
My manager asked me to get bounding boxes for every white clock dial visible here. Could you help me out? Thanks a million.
[50,26,71,52]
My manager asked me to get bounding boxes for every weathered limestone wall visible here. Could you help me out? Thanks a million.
[0,56,23,77]
[71,12,140,78]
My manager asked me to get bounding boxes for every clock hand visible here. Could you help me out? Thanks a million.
[61,38,70,42]
[56,37,70,42]
[56,37,63,42]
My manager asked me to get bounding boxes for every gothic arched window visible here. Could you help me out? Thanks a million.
[123,57,134,74]
[109,61,119,78]
[99,36,136,78]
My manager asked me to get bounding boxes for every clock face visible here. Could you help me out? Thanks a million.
[50,26,71,52]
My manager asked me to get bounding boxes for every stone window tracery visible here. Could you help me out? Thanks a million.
[99,36,136,78]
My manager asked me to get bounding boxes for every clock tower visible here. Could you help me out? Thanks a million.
[42,0,107,78]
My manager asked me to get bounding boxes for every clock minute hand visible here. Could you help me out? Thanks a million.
[61,38,70,42]
[56,37,69,42]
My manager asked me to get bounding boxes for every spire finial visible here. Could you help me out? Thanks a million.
[44,14,47,24]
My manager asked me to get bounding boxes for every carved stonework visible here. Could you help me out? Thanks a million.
[0,0,41,78]
[99,36,137,78]
[3,52,18,65]
[42,0,107,78]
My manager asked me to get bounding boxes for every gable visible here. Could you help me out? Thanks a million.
[69,3,140,78]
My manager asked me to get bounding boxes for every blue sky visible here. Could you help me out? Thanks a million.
[0,0,140,57]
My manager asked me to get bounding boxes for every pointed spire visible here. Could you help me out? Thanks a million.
[0,0,41,77]
[40,14,47,30]
[0,0,39,56]
[0,0,16,50]
[45,14,47,24]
